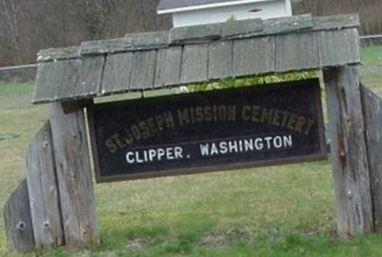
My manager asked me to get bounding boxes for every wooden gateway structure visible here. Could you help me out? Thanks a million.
[4,14,382,252]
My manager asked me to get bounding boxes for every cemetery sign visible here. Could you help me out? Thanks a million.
[88,79,326,182]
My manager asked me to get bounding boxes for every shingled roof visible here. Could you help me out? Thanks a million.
[34,14,361,104]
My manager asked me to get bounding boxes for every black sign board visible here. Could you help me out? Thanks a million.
[88,79,326,182]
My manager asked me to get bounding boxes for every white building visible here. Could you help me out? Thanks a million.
[157,0,293,28]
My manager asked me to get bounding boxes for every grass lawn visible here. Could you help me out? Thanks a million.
[0,46,381,257]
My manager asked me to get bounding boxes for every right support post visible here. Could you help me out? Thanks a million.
[324,65,374,236]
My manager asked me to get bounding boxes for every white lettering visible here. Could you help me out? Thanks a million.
[244,139,254,151]
[135,151,143,163]
[126,146,185,164]
[254,138,263,150]
[148,149,156,161]
[219,141,228,154]
[228,141,238,153]
[210,143,219,155]
[200,144,209,156]
[174,147,183,159]
[166,147,174,160]
[157,148,165,161]
[273,136,283,149]
[264,137,273,149]
[126,152,134,163]
[283,135,293,147]
[238,140,243,152]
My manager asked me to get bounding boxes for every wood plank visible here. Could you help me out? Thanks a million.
[101,52,133,94]
[3,180,35,253]
[313,14,360,31]
[80,38,131,55]
[232,36,275,77]
[323,66,373,236]
[80,32,169,55]
[33,60,80,104]
[361,85,382,233]
[318,28,361,67]
[26,121,63,249]
[128,31,169,50]
[129,50,157,90]
[37,57,104,102]
[220,19,263,38]
[49,102,99,248]
[170,24,220,45]
[275,32,319,72]
[262,14,313,35]
[208,40,233,80]
[180,44,209,84]
[154,47,182,87]
[77,56,105,96]
[37,46,80,62]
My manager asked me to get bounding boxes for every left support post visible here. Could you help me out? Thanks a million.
[49,101,99,249]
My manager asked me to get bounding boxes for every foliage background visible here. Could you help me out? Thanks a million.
[0,0,381,66]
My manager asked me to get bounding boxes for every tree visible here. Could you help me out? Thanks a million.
[67,0,117,40]
[0,0,21,64]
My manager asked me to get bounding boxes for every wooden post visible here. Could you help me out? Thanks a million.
[26,121,63,249]
[3,180,35,253]
[49,102,99,248]
[323,66,374,236]
[361,85,382,233]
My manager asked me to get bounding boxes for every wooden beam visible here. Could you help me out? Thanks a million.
[26,121,63,249]
[49,102,99,248]
[361,85,382,233]
[323,66,373,236]
[3,180,35,253]
[62,99,93,114]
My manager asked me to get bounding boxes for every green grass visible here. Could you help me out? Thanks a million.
[0,46,381,257]
[0,83,36,109]
[360,46,382,96]
[0,83,34,97]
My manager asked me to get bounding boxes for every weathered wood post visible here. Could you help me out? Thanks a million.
[323,66,374,236]
[48,102,99,248]
[26,121,63,249]
[361,85,382,233]
[3,180,35,252]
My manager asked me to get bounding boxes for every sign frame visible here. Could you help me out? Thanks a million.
[87,79,327,183]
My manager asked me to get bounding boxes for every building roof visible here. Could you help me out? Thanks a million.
[157,0,272,14]
[33,14,361,104]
